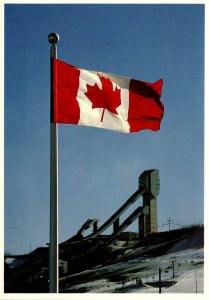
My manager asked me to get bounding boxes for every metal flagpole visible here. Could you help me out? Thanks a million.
[48,32,59,293]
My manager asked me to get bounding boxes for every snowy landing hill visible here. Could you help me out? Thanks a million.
[59,225,204,293]
[5,225,204,293]
[61,247,203,293]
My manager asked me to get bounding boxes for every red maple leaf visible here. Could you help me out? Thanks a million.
[85,75,121,122]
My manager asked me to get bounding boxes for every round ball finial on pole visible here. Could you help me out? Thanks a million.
[48,32,59,44]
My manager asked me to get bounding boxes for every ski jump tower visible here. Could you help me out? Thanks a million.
[139,169,160,235]
[72,169,160,243]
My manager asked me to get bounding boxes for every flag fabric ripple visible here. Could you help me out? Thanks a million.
[52,58,164,133]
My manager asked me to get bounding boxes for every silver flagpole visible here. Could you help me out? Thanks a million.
[48,32,59,293]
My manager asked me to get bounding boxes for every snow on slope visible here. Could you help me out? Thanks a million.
[129,265,203,293]
[64,247,203,293]
[163,267,203,293]
[5,257,27,268]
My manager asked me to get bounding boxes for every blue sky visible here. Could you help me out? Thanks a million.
[4,3,204,255]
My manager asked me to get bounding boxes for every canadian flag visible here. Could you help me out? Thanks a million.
[52,59,164,133]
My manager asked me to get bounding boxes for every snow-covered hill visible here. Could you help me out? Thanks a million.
[4,226,204,293]
[61,247,203,293]
[59,226,204,293]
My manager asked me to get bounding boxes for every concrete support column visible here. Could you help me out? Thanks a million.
[93,221,98,233]
[113,218,120,233]
[143,195,157,234]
